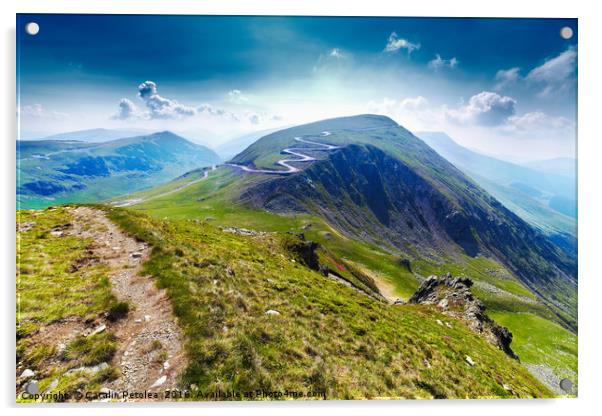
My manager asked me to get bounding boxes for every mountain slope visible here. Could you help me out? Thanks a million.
[103,207,552,399]
[17,131,220,209]
[231,115,576,330]
[416,132,577,231]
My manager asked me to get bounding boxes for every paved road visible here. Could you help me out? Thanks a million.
[226,132,338,174]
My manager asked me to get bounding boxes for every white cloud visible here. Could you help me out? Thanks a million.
[445,91,516,126]
[503,111,573,135]
[329,48,343,59]
[115,81,197,120]
[228,89,248,104]
[367,96,429,115]
[428,54,459,70]
[113,98,140,120]
[494,67,521,91]
[137,81,196,119]
[526,46,577,96]
[18,103,68,120]
[384,32,420,54]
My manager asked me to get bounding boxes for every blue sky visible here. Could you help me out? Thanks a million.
[17,14,577,160]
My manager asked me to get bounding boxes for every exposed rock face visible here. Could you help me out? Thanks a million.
[409,273,518,359]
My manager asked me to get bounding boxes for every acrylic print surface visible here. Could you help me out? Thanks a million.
[16,14,577,402]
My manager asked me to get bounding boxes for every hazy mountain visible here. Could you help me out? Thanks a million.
[524,157,576,178]
[17,131,220,209]
[416,132,577,234]
[26,128,152,143]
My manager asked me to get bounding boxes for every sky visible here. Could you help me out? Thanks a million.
[17,14,577,161]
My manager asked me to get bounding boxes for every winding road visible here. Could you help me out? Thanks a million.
[226,131,339,174]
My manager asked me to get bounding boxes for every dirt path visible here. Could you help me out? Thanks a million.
[70,207,184,398]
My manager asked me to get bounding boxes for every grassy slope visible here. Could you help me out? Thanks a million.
[115,166,576,390]
[106,207,551,399]
[490,312,578,383]
[17,208,124,401]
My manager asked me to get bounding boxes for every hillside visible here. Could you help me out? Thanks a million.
[230,116,576,330]
[17,206,554,400]
[17,131,220,209]
[114,115,577,392]
[416,132,577,235]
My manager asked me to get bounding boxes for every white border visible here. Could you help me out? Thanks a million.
[3,1,601,416]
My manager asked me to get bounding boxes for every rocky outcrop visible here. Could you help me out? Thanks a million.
[409,273,518,359]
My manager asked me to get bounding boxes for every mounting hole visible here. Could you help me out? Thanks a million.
[559,378,573,392]
[560,26,573,40]
[25,22,39,36]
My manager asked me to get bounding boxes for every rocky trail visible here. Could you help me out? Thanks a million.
[69,207,184,399]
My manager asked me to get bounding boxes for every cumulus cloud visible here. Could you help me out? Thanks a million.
[113,98,139,120]
[137,81,196,119]
[428,54,459,70]
[525,46,577,96]
[494,67,521,91]
[384,32,420,54]
[18,103,68,120]
[228,89,248,104]
[445,91,516,126]
[115,81,197,120]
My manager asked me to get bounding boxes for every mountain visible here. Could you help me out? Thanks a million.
[17,131,220,209]
[416,132,577,237]
[110,115,577,392]
[27,128,152,143]
[230,116,576,329]
[524,157,576,178]
[214,127,284,160]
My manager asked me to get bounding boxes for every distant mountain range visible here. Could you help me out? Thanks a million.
[416,132,576,244]
[24,128,153,143]
[17,131,219,209]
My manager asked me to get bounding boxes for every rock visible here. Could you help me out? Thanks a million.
[134,319,142,323]
[66,362,109,376]
[44,378,59,394]
[265,309,281,316]
[393,299,405,305]
[131,252,143,259]
[465,355,475,366]
[150,375,167,388]
[89,324,106,336]
[436,319,444,326]
[409,273,518,359]
[17,221,36,233]
[20,369,35,379]
[503,384,513,393]
[163,361,170,370]
[144,315,152,322]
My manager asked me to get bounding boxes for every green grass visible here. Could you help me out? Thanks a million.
[105,207,552,399]
[16,207,122,402]
[490,311,578,388]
